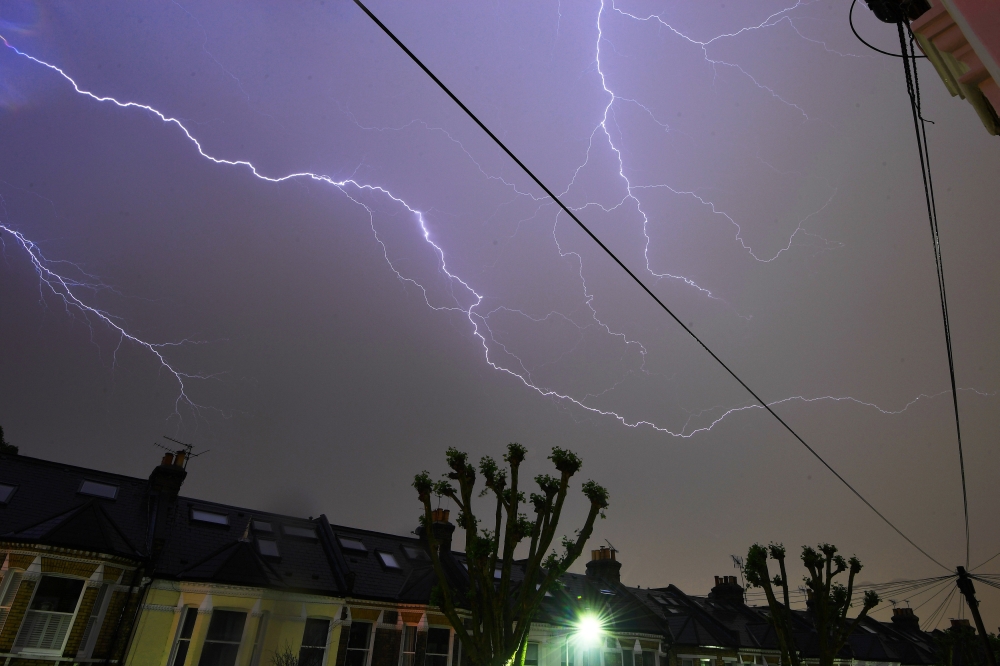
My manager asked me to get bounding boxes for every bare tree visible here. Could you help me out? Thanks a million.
[745,543,879,666]
[414,444,609,666]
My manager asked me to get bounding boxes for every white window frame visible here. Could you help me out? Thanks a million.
[197,607,249,666]
[248,612,270,666]
[399,624,418,666]
[13,574,87,655]
[77,582,113,659]
[167,606,200,666]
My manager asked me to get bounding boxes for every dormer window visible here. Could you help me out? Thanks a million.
[283,525,317,539]
[78,480,118,500]
[403,547,428,561]
[338,537,366,552]
[377,552,401,569]
[191,509,229,526]
[257,539,280,558]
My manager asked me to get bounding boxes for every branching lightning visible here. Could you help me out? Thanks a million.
[0,3,992,437]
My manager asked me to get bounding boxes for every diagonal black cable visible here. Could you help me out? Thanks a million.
[353,0,952,573]
[896,20,969,569]
[849,0,927,58]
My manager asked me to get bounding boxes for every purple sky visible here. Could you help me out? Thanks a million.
[2,0,1000,628]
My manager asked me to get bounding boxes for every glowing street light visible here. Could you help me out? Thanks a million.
[575,614,603,646]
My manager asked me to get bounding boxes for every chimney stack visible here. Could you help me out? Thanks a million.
[149,451,187,499]
[891,607,920,630]
[586,546,621,584]
[417,509,456,555]
[709,575,744,605]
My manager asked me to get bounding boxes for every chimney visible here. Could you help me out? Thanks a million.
[709,575,745,605]
[417,508,456,555]
[585,546,621,584]
[149,451,187,499]
[950,619,972,630]
[891,607,920,630]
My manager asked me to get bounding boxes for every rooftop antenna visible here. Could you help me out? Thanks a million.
[604,539,619,553]
[731,554,747,601]
[153,436,209,469]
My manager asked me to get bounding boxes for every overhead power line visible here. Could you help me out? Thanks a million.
[354,0,951,573]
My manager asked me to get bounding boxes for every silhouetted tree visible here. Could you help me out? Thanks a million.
[745,543,879,666]
[0,425,17,454]
[414,444,609,666]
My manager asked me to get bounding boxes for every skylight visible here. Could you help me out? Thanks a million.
[403,546,428,561]
[191,509,229,525]
[338,536,367,551]
[0,483,15,504]
[253,520,273,532]
[258,539,280,558]
[78,480,118,499]
[283,525,317,539]
[378,552,401,569]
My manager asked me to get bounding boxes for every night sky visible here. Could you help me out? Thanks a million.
[2,0,999,628]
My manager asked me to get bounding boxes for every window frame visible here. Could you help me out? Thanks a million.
[399,624,417,666]
[78,479,119,500]
[13,573,87,655]
[76,582,113,659]
[197,608,248,666]
[168,606,200,666]
[425,626,452,666]
[344,620,374,666]
[0,483,17,504]
[377,552,401,570]
[298,617,332,666]
[191,508,231,526]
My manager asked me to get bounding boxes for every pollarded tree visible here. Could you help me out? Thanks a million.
[745,543,879,666]
[413,443,610,666]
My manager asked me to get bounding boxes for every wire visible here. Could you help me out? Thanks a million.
[923,585,959,630]
[849,0,927,58]
[354,0,952,574]
[896,19,970,570]
[973,548,1000,571]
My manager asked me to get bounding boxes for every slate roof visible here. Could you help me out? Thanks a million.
[0,453,950,665]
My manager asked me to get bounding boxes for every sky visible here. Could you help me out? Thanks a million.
[2,0,1000,629]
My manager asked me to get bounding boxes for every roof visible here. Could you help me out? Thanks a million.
[0,452,949,664]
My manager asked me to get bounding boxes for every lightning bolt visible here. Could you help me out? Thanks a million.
[0,6,992,438]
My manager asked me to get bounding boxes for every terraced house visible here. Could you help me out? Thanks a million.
[0,450,945,666]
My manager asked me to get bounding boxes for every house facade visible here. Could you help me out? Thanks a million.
[0,451,946,666]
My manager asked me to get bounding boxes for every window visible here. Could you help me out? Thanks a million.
[284,525,317,539]
[525,643,539,666]
[339,537,367,552]
[0,483,16,503]
[170,607,199,666]
[403,547,428,561]
[426,628,451,666]
[582,648,601,666]
[249,612,269,666]
[345,621,371,666]
[624,649,635,666]
[198,610,247,666]
[77,583,110,658]
[400,625,417,666]
[378,552,401,569]
[561,642,575,666]
[192,509,229,526]
[299,618,331,666]
[257,540,280,558]
[14,575,85,652]
[605,639,623,666]
[253,520,273,532]
[79,480,118,499]
[0,570,25,634]
[642,651,656,666]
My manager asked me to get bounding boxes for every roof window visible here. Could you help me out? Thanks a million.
[191,509,229,525]
[403,546,428,561]
[79,480,118,499]
[253,520,273,532]
[338,536,367,552]
[378,552,401,569]
[283,525,317,539]
[258,539,280,558]
[0,483,16,504]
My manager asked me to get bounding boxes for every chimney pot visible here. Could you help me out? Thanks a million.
[586,547,621,583]
[431,508,450,523]
[174,451,186,467]
[709,574,745,605]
